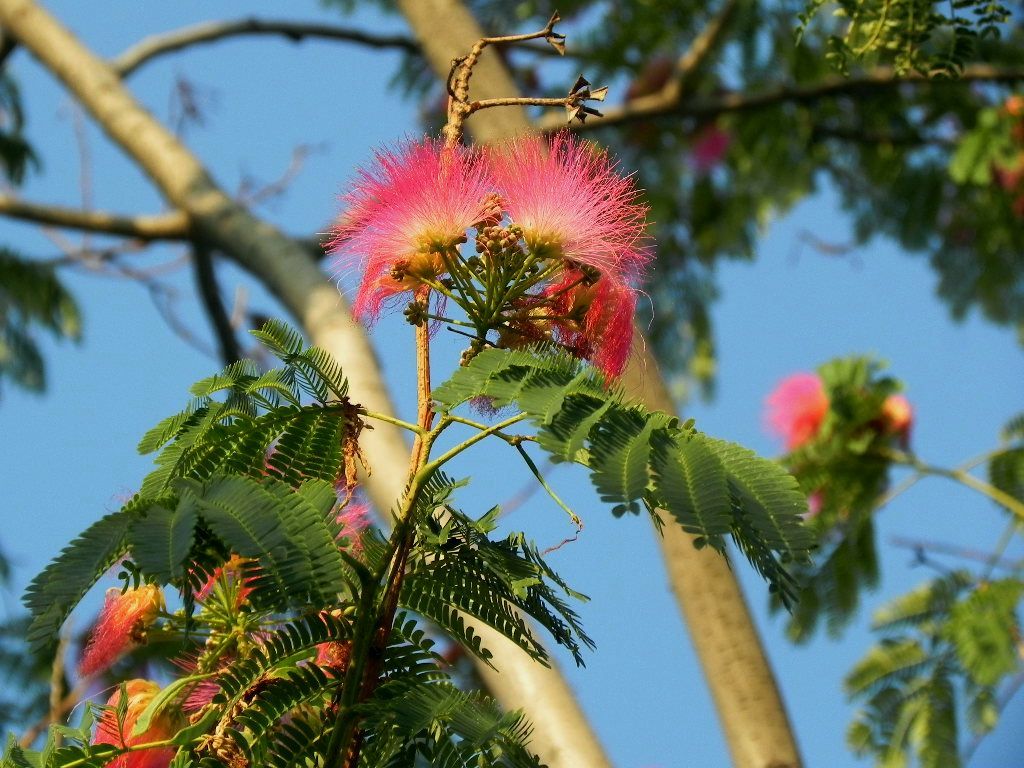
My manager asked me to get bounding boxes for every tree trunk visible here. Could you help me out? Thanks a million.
[397,2,803,766]
[0,1,610,765]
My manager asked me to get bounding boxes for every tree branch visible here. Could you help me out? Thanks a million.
[0,195,191,240]
[540,63,1024,132]
[192,244,242,365]
[110,17,420,78]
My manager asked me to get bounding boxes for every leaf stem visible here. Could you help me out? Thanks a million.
[514,442,583,528]
[883,449,1024,523]
[358,409,425,436]
[445,412,537,444]
[421,413,530,475]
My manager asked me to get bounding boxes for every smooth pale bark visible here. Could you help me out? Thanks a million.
[398,2,802,766]
[0,1,610,766]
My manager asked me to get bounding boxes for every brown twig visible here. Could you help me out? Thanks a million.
[539,64,1024,133]
[192,244,242,364]
[889,536,1023,571]
[110,18,420,78]
[237,143,323,208]
[443,12,565,145]
[0,195,191,240]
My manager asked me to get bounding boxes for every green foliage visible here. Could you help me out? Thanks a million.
[360,680,540,768]
[847,572,1023,767]
[0,248,81,396]
[0,75,38,186]
[22,321,361,653]
[797,0,1011,75]
[771,357,906,640]
[405,494,593,667]
[949,106,1018,185]
[989,413,1024,503]
[433,345,814,606]
[22,511,133,653]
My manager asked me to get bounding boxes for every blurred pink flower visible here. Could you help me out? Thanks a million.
[92,680,178,768]
[79,585,163,678]
[765,373,830,450]
[691,124,732,173]
[329,138,494,321]
[805,490,824,519]
[336,502,371,555]
[488,131,651,281]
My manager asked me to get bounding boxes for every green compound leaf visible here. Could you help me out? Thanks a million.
[434,346,813,603]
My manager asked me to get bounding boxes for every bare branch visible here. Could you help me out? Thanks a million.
[192,244,242,364]
[541,63,1024,132]
[0,195,191,240]
[889,535,1023,571]
[110,17,420,78]
[0,23,16,68]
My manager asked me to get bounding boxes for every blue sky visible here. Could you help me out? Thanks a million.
[2,2,1023,766]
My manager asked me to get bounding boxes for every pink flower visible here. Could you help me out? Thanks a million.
[765,373,830,450]
[194,554,254,607]
[488,131,651,281]
[805,490,824,519]
[488,132,652,377]
[314,640,351,677]
[336,502,371,555]
[544,268,637,378]
[691,125,732,173]
[329,138,494,321]
[79,585,164,678]
[92,680,179,768]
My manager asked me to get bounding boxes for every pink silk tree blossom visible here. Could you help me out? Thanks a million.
[487,131,651,281]
[79,584,164,678]
[92,680,179,768]
[544,268,637,378]
[329,138,494,321]
[194,554,254,607]
[489,132,651,377]
[764,373,830,450]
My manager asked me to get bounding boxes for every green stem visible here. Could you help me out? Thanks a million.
[64,741,177,768]
[446,413,537,444]
[358,409,425,436]
[884,450,1024,523]
[983,519,1020,581]
[421,413,529,475]
[514,443,582,528]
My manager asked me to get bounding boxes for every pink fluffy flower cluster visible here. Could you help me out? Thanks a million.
[764,372,913,451]
[329,132,652,378]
